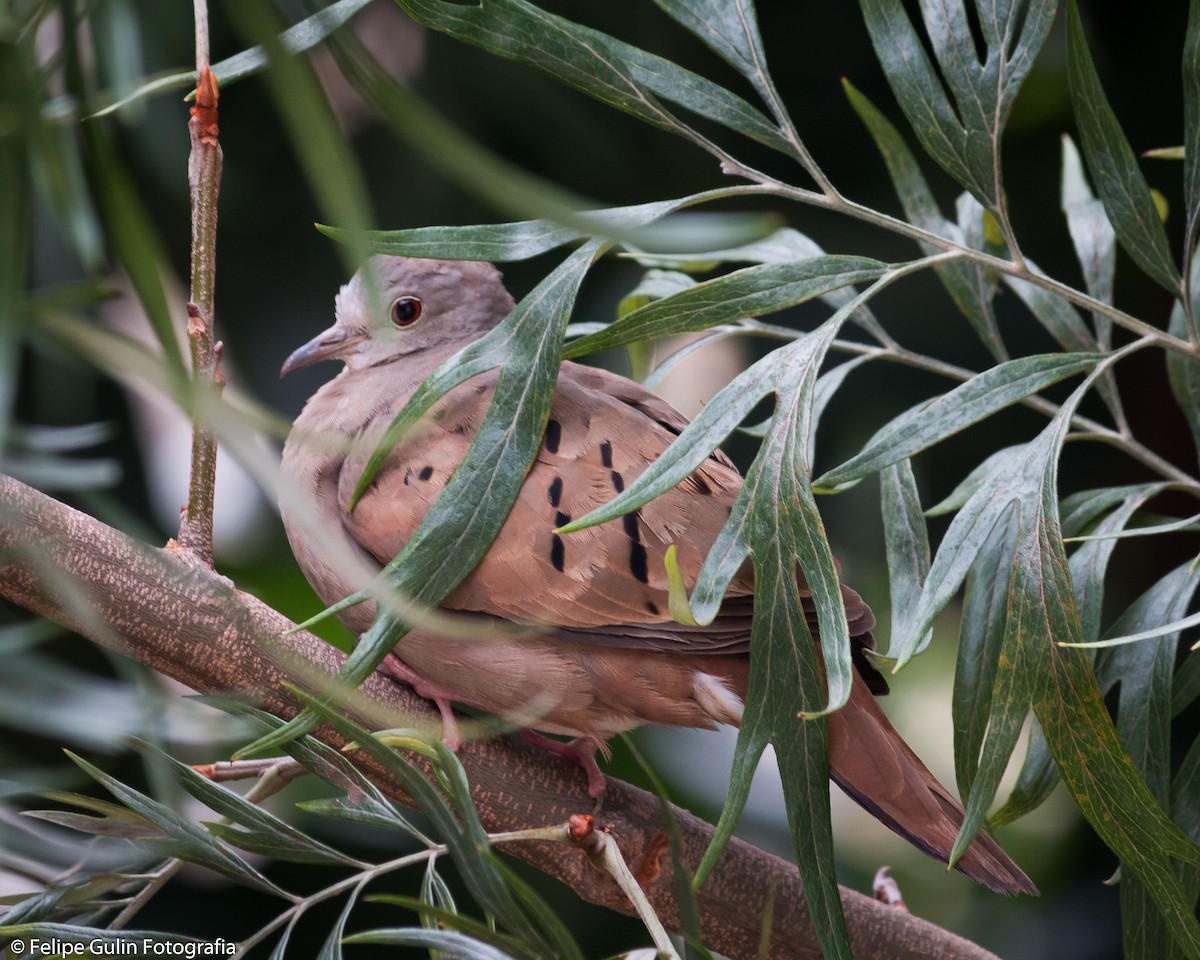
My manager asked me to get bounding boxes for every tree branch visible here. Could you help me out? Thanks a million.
[0,474,1000,960]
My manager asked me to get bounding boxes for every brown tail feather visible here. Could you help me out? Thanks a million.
[827,669,1038,896]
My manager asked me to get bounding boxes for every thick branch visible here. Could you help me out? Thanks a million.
[0,474,999,960]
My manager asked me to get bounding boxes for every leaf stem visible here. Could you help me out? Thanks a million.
[727,180,1197,358]
[810,335,1200,491]
[108,860,185,931]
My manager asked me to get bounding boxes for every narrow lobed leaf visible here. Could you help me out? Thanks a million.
[1066,1,1182,294]
[815,353,1103,490]
[564,256,886,359]
[392,0,791,153]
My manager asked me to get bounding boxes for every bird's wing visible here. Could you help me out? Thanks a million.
[339,361,874,651]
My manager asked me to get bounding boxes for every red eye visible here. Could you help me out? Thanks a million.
[390,296,423,328]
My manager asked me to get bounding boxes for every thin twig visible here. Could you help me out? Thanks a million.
[176,0,223,566]
[724,179,1198,358]
[811,335,1199,490]
[108,860,185,931]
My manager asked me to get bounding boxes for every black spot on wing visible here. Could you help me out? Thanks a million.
[622,511,640,542]
[550,511,571,573]
[611,470,625,493]
[545,419,561,454]
[418,465,433,481]
[599,439,613,468]
[646,601,660,615]
[623,510,649,583]
[548,476,563,507]
[629,542,649,583]
[689,472,712,496]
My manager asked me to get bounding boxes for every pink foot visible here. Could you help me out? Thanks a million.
[519,730,607,799]
[381,653,464,750]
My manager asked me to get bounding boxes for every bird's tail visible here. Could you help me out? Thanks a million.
[827,668,1038,896]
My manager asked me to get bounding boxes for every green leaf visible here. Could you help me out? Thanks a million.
[239,243,599,757]
[85,0,376,119]
[924,445,1023,517]
[1067,486,1169,647]
[628,227,891,342]
[1176,648,1200,717]
[64,752,291,898]
[843,80,1006,358]
[619,269,697,318]
[1066,1,1182,294]
[91,0,144,122]
[1097,560,1200,796]
[1,39,101,273]
[881,459,931,657]
[650,0,783,131]
[952,503,1018,799]
[1171,735,1200,928]
[131,742,360,867]
[990,720,1058,827]
[1169,250,1200,468]
[297,699,583,960]
[694,320,859,959]
[808,354,875,462]
[814,353,1103,490]
[81,125,184,378]
[617,269,697,381]
[563,257,887,359]
[1087,563,1200,954]
[903,368,1200,943]
[24,790,161,840]
[566,296,876,957]
[622,736,714,960]
[229,0,377,280]
[392,0,790,153]
[1013,475,1199,951]
[1067,511,1200,543]
[317,878,366,960]
[333,196,690,263]
[1185,0,1200,279]
[1061,135,1117,332]
[575,304,873,959]
[857,0,1055,212]
[1072,608,1200,650]
[368,896,535,959]
[856,0,975,196]
[1003,269,1097,354]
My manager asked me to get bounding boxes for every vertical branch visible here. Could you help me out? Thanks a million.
[176,0,223,566]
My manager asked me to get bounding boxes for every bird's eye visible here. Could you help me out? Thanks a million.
[390,296,423,328]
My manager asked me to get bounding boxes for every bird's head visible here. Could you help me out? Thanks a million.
[281,255,515,377]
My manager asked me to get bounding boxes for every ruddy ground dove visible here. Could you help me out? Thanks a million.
[280,255,1036,896]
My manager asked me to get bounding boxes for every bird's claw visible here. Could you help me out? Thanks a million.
[519,730,607,807]
[381,653,464,750]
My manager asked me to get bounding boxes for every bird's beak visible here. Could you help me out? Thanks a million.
[280,327,365,378]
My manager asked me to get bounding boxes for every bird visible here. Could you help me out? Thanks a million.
[279,255,1036,896]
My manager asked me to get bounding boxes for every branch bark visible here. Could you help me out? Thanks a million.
[0,474,1000,960]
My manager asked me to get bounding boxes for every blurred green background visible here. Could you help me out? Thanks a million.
[5,2,1197,958]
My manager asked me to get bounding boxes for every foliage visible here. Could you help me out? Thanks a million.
[0,702,615,959]
[2,0,1200,958]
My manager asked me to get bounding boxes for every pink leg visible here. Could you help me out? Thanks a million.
[520,730,607,799]
[381,653,464,751]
